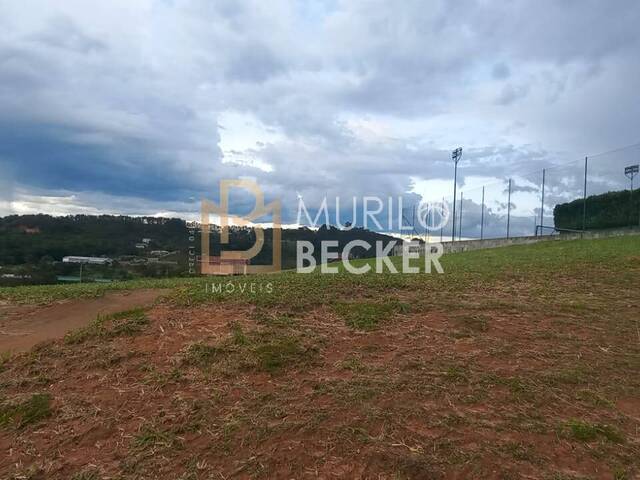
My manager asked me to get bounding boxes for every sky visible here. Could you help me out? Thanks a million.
[1,0,639,237]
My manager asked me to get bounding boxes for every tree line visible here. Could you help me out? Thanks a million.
[553,189,640,230]
[0,214,397,269]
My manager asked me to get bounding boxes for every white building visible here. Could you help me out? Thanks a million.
[62,256,113,265]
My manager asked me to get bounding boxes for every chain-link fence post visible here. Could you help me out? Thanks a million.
[583,156,588,231]
[440,197,444,242]
[507,178,512,239]
[539,169,545,235]
[480,186,485,240]
[459,192,463,240]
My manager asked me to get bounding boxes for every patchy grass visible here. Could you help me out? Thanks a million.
[0,351,11,373]
[499,441,537,462]
[254,336,308,373]
[133,425,182,450]
[451,313,490,336]
[574,389,614,408]
[64,308,149,344]
[182,343,222,366]
[70,470,101,480]
[183,323,317,374]
[562,419,625,443]
[334,299,410,330]
[0,393,52,429]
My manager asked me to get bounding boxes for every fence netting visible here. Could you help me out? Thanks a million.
[403,143,640,241]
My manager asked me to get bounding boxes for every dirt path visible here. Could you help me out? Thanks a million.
[0,289,169,353]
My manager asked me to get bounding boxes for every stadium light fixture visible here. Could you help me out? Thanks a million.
[625,164,639,227]
[451,147,462,242]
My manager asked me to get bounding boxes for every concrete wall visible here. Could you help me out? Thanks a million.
[441,226,640,254]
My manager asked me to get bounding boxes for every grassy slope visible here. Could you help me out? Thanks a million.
[1,234,638,306]
[1,235,639,478]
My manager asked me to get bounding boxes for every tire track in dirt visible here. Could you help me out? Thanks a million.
[0,289,169,353]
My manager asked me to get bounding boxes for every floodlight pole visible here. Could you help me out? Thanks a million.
[625,164,639,227]
[451,148,462,242]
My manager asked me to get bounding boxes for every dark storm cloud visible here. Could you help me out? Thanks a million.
[0,0,639,223]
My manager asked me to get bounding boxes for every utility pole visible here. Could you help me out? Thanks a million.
[451,148,463,242]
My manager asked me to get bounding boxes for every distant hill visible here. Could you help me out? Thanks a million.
[0,214,398,270]
[0,214,188,265]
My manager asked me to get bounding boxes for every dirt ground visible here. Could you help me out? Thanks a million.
[1,297,638,479]
[1,237,639,479]
[0,289,168,353]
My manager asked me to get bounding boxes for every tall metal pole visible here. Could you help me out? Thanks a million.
[425,208,430,244]
[506,178,512,239]
[582,157,588,231]
[451,148,462,242]
[631,176,634,228]
[625,165,639,227]
[440,197,444,242]
[480,186,485,240]
[540,168,546,232]
[638,177,640,227]
[412,205,416,236]
[452,162,458,242]
[459,192,463,241]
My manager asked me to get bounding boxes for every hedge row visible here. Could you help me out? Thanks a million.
[553,189,640,230]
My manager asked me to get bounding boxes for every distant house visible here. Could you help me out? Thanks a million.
[1,273,32,279]
[62,256,113,265]
[16,225,41,234]
[150,250,170,256]
[135,243,147,249]
[199,256,248,275]
[141,238,152,244]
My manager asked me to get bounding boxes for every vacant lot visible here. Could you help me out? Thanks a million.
[1,236,639,479]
